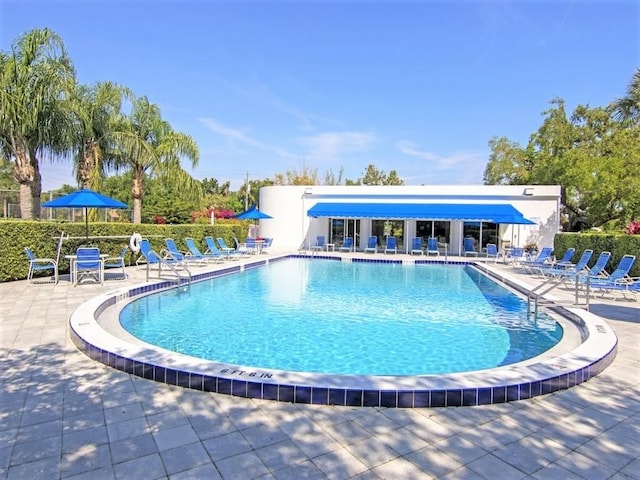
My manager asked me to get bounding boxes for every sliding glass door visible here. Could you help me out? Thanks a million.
[330,219,360,247]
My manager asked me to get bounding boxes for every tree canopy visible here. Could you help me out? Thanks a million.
[484,78,640,232]
[0,27,76,219]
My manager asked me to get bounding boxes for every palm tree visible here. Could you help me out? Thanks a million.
[0,28,76,219]
[109,96,201,223]
[612,68,640,124]
[71,81,131,191]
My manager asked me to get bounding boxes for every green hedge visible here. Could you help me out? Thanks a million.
[0,220,246,282]
[554,232,640,277]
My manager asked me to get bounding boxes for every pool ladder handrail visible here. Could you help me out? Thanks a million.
[439,242,449,263]
[145,248,191,287]
[527,270,591,319]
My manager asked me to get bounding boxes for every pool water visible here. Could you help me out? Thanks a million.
[120,259,562,376]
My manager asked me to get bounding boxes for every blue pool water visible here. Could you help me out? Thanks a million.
[120,259,563,376]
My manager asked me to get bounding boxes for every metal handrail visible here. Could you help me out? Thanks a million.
[527,269,590,318]
[145,249,191,287]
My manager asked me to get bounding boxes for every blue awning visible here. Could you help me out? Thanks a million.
[306,203,535,224]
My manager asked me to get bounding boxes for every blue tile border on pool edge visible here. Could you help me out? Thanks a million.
[70,254,619,408]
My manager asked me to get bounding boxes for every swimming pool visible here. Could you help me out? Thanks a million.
[69,254,618,407]
[120,259,562,376]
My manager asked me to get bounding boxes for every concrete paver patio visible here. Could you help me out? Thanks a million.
[1,253,639,479]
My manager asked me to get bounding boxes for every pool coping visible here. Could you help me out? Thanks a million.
[69,254,618,408]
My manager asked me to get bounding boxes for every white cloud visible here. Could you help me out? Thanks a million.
[199,117,297,160]
[199,117,265,149]
[397,140,488,184]
[397,140,440,162]
[300,131,376,164]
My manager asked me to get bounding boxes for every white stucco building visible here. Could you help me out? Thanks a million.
[258,185,562,255]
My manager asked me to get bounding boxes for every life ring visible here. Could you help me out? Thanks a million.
[129,233,142,253]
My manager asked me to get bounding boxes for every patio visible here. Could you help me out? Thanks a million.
[1,253,638,479]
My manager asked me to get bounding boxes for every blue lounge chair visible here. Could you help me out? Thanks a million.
[589,254,635,285]
[339,237,354,252]
[384,236,397,254]
[364,236,377,253]
[216,237,237,256]
[426,237,439,256]
[410,237,423,255]
[185,237,224,263]
[163,238,186,262]
[584,251,612,279]
[137,239,163,268]
[553,248,576,268]
[311,236,325,252]
[595,277,640,300]
[463,237,478,256]
[520,247,553,273]
[204,236,230,260]
[485,243,499,262]
[541,249,593,279]
[136,238,191,283]
[536,247,576,276]
[587,255,637,297]
[24,247,58,284]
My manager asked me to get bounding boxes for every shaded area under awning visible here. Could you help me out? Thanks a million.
[306,202,536,224]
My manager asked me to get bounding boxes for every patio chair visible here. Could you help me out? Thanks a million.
[597,277,640,300]
[485,243,499,263]
[536,247,576,276]
[136,239,157,268]
[426,237,439,256]
[136,238,173,269]
[506,247,525,266]
[583,251,612,279]
[203,236,228,261]
[339,237,354,253]
[24,247,58,285]
[586,255,637,297]
[410,237,423,255]
[261,238,273,253]
[103,246,128,280]
[520,247,553,273]
[185,237,224,264]
[217,237,237,256]
[74,247,104,286]
[163,238,187,262]
[540,249,593,279]
[245,237,258,254]
[384,236,397,254]
[364,236,378,253]
[463,237,478,256]
[553,248,576,268]
[311,236,325,252]
[586,254,635,285]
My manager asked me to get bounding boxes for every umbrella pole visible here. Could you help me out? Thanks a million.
[85,207,89,240]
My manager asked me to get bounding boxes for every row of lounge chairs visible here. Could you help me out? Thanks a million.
[517,247,639,300]
[136,236,273,269]
[311,235,445,255]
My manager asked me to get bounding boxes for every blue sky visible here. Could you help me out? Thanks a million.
[1,1,638,191]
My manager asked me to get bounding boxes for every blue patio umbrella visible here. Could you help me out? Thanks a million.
[234,204,273,220]
[43,188,128,238]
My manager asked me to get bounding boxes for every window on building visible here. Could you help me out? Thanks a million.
[372,220,404,247]
[330,219,361,246]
